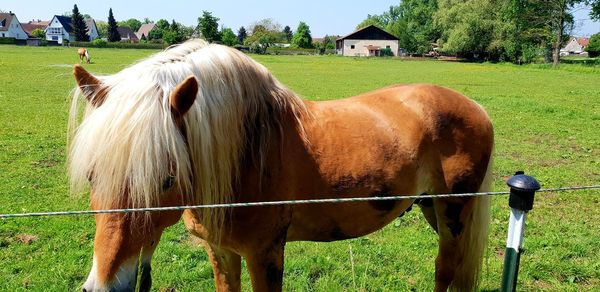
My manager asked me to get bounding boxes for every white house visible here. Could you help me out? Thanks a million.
[45,15,99,44]
[561,37,589,55]
[336,25,399,57]
[0,12,28,40]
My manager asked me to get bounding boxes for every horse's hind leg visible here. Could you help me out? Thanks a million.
[432,194,490,291]
[200,240,241,292]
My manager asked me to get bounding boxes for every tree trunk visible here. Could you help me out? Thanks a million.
[552,1,567,67]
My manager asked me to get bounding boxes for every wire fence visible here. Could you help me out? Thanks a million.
[1,185,599,219]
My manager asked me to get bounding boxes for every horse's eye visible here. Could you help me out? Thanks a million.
[162,175,176,191]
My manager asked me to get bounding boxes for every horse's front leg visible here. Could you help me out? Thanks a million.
[200,240,242,292]
[245,235,286,292]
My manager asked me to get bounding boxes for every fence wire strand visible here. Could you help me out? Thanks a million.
[0,185,599,219]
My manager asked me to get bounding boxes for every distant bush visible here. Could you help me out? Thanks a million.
[521,45,542,64]
[70,41,167,49]
[91,39,107,47]
[265,47,318,55]
[0,37,16,45]
[380,48,394,57]
[560,58,600,65]
[31,29,46,39]
[587,33,600,58]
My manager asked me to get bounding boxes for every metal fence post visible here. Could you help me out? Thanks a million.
[500,171,540,292]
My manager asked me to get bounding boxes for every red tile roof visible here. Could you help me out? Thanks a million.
[577,37,589,47]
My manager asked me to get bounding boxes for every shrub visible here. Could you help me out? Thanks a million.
[0,37,16,45]
[91,39,108,47]
[31,29,46,39]
[380,48,394,57]
[587,33,600,58]
[70,41,167,49]
[521,45,542,64]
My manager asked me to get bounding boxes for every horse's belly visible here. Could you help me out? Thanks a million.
[286,199,415,242]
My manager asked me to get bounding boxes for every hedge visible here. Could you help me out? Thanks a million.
[0,37,16,45]
[560,58,600,65]
[70,41,168,50]
[266,47,337,55]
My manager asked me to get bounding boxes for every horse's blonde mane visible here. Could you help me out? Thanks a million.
[68,39,307,232]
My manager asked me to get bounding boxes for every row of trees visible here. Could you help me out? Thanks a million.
[358,0,600,65]
[195,11,331,52]
[67,7,338,51]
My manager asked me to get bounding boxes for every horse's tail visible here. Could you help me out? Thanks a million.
[85,50,90,63]
[450,155,493,291]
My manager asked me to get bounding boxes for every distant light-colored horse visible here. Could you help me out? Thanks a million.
[78,48,90,64]
[69,40,493,292]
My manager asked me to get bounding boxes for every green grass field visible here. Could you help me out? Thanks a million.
[1,45,599,291]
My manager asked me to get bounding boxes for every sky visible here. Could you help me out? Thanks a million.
[3,0,600,37]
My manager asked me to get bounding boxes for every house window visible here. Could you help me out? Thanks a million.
[386,46,391,49]
[350,45,355,49]
[49,27,62,34]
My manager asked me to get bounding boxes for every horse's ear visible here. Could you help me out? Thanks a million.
[169,76,198,117]
[73,64,106,106]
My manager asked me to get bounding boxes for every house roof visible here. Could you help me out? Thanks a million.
[54,15,73,33]
[51,15,96,35]
[21,22,48,36]
[577,37,589,47]
[337,25,398,41]
[85,18,97,33]
[0,13,16,32]
[136,23,155,39]
[117,26,139,41]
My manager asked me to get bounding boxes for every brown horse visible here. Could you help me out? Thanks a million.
[78,48,90,64]
[69,40,493,291]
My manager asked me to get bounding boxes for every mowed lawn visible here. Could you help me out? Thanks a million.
[0,45,599,291]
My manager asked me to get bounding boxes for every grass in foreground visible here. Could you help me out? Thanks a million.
[0,45,599,291]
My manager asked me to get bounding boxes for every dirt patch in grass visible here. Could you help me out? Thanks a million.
[15,234,39,245]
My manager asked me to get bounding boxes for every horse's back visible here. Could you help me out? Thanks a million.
[303,83,493,191]
[286,84,493,241]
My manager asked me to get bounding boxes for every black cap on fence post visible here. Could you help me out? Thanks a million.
[506,171,540,211]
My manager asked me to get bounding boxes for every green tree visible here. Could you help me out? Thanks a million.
[197,11,221,43]
[71,4,89,41]
[107,8,120,42]
[434,0,503,59]
[546,0,583,66]
[147,19,169,41]
[291,21,313,48]
[31,28,46,39]
[96,21,108,38]
[322,35,336,50]
[237,26,247,44]
[357,3,439,55]
[118,18,142,33]
[163,19,184,45]
[244,19,284,51]
[356,14,386,30]
[283,25,293,42]
[155,19,170,31]
[395,0,439,55]
[587,32,600,57]
[221,27,237,46]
